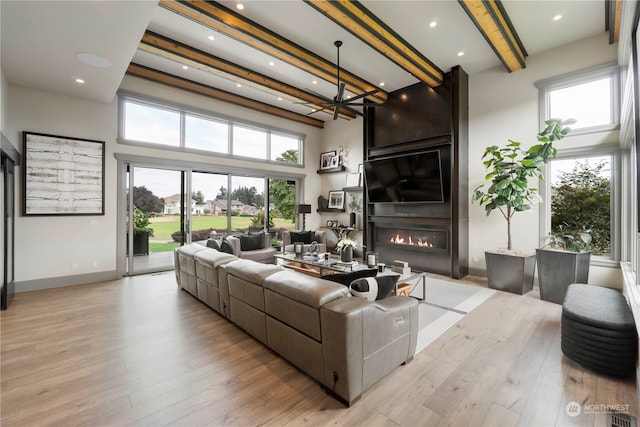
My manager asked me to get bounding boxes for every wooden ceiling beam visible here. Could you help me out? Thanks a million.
[304,0,444,87]
[126,63,326,129]
[139,31,356,120]
[159,0,387,105]
[606,0,622,44]
[458,0,527,72]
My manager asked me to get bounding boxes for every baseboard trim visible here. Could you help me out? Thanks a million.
[15,270,120,293]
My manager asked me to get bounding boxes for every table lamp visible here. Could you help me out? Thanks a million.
[296,204,312,230]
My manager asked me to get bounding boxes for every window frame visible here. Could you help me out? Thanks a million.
[117,91,305,168]
[536,62,621,136]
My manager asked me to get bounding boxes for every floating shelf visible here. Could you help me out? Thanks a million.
[317,166,345,174]
[317,208,345,213]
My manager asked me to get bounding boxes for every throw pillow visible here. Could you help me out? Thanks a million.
[349,275,400,301]
[290,230,314,244]
[206,238,220,250]
[220,238,235,254]
[240,233,264,251]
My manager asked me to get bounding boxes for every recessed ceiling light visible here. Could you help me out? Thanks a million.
[269,61,275,66]
[553,14,563,21]
[312,80,317,85]
[236,3,244,10]
[236,83,242,88]
[75,78,85,84]
[76,52,112,69]
[277,97,282,101]
[457,51,465,57]
[182,65,188,70]
[429,20,437,28]
[208,35,215,41]
[379,82,385,87]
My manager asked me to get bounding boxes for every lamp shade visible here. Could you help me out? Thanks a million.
[296,204,312,214]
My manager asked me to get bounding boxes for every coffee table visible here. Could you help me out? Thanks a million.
[274,253,427,301]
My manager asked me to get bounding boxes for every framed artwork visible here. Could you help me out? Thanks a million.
[328,190,345,209]
[358,163,364,174]
[320,150,337,170]
[345,172,361,187]
[22,132,105,216]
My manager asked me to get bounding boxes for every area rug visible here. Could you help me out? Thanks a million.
[411,277,495,354]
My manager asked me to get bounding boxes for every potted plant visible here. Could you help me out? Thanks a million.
[536,226,591,304]
[472,118,575,294]
[336,237,359,262]
[132,207,154,255]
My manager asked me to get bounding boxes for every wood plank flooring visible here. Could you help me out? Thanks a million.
[1,272,637,426]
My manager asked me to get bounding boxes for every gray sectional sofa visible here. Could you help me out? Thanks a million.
[174,243,419,405]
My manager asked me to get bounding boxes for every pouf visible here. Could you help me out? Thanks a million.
[561,283,638,377]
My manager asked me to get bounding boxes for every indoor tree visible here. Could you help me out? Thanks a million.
[472,118,576,251]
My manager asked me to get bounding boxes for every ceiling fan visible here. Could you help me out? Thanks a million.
[308,41,384,120]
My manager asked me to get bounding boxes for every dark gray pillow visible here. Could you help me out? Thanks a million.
[206,238,220,250]
[240,233,264,251]
[220,238,235,254]
[290,230,313,244]
[350,274,400,301]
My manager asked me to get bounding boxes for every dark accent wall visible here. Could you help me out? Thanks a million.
[364,66,469,279]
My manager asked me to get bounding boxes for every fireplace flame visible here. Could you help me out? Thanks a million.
[390,233,433,247]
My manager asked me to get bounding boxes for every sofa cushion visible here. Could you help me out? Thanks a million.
[225,258,282,285]
[264,270,348,308]
[240,233,265,251]
[350,275,400,301]
[290,230,314,244]
[206,238,221,250]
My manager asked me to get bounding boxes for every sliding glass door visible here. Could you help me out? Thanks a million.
[127,166,186,275]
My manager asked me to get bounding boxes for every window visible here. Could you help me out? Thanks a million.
[119,94,304,166]
[185,115,228,154]
[232,125,267,159]
[123,100,180,146]
[536,63,620,134]
[549,155,612,257]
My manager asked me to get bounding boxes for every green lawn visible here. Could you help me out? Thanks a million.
[148,215,295,252]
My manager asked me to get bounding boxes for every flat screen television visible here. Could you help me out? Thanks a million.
[363,150,444,203]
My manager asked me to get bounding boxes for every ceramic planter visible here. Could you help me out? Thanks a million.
[536,248,591,304]
[485,251,536,295]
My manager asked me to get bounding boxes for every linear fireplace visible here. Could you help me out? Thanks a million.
[375,226,448,253]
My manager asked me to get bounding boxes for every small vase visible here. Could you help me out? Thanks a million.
[341,246,353,262]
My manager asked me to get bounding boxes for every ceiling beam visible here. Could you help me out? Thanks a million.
[139,31,357,120]
[159,0,387,104]
[458,0,527,73]
[304,0,444,88]
[606,0,622,44]
[126,63,326,129]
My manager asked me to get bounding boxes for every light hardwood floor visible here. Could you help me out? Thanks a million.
[1,272,637,426]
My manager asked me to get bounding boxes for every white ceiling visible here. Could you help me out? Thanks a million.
[1,0,608,121]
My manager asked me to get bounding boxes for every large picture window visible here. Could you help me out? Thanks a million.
[118,94,304,166]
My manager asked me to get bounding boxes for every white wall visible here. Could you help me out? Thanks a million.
[8,76,323,287]
[468,32,621,287]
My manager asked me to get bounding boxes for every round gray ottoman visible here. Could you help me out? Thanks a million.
[561,283,638,377]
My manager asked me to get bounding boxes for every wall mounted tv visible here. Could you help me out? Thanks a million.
[363,150,444,203]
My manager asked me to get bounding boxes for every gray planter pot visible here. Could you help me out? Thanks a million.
[485,251,536,295]
[536,248,591,304]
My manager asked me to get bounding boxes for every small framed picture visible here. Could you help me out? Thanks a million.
[320,151,337,170]
[329,155,340,168]
[358,163,364,174]
[345,172,361,188]
[328,190,345,209]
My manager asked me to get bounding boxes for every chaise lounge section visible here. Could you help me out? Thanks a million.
[174,243,419,405]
